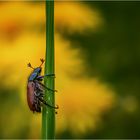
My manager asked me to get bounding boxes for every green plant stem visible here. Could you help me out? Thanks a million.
[42,0,55,139]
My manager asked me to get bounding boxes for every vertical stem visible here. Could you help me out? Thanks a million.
[42,0,55,139]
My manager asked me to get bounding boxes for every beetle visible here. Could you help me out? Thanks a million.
[27,58,58,113]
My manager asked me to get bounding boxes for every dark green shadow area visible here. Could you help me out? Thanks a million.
[56,1,140,139]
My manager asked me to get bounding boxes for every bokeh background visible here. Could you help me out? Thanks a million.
[0,1,140,139]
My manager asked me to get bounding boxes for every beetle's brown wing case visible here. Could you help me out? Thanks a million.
[27,82,36,112]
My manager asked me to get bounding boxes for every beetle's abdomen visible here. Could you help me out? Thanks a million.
[27,82,36,111]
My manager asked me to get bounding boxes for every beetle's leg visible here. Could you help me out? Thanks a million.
[36,84,44,93]
[34,92,41,97]
[36,92,44,98]
[36,102,41,112]
[37,74,55,80]
[35,81,44,93]
[34,84,44,97]
[35,96,43,110]
[38,97,59,109]
[39,92,44,97]
[37,98,41,112]
[34,95,41,112]
[36,81,57,92]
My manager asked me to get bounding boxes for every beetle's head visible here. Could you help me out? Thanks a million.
[33,67,42,74]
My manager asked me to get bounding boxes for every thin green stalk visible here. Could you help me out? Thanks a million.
[42,0,55,139]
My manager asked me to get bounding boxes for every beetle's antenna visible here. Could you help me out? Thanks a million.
[40,58,45,67]
[27,63,35,69]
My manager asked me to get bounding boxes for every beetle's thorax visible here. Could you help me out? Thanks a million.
[33,67,42,73]
[28,67,42,81]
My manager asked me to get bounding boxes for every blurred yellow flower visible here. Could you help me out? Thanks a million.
[55,2,103,33]
[0,1,115,137]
